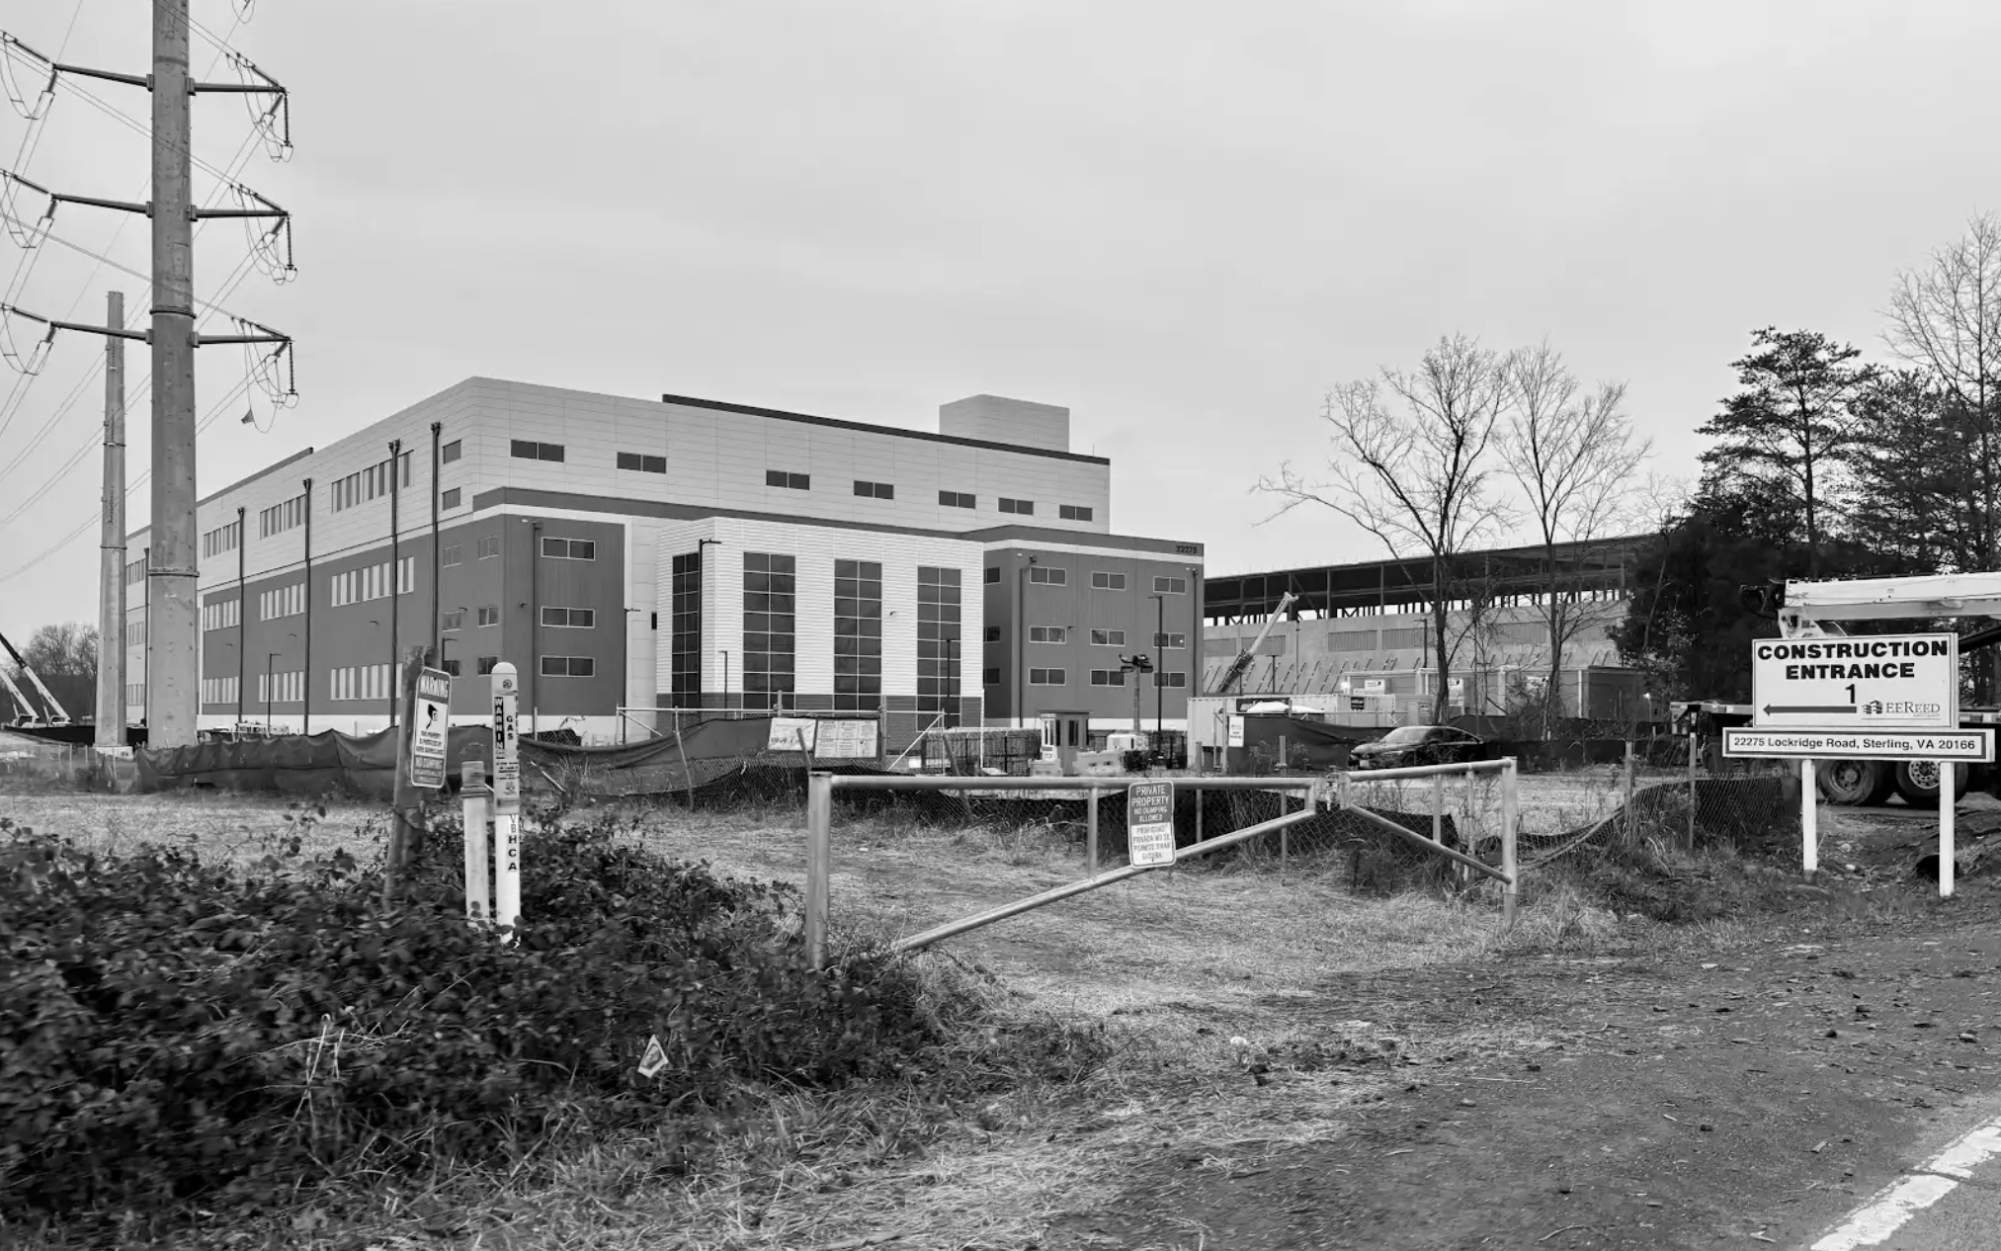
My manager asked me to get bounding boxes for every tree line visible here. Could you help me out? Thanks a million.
[1617,213,2001,704]
[1262,211,2001,725]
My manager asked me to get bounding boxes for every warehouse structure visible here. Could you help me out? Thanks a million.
[120,379,1204,745]
[1198,536,1659,725]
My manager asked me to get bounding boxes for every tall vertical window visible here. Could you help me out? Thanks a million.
[917,566,963,727]
[741,552,796,710]
[670,550,703,709]
[832,559,882,712]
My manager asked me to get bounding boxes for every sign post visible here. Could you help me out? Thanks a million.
[460,760,491,924]
[1127,780,1176,867]
[1736,633,1971,896]
[411,666,451,790]
[491,661,522,938]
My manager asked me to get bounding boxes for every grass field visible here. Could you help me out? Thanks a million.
[1,784,1786,1250]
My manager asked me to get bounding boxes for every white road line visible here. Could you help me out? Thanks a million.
[1812,1117,2001,1250]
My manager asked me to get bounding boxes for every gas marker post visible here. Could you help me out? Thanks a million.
[490,662,522,938]
[1729,633,1979,896]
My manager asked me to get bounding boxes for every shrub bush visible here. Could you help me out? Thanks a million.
[0,809,973,1219]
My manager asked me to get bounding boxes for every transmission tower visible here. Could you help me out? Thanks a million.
[0,1,293,750]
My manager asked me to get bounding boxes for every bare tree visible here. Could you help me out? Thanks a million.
[1259,333,1510,725]
[1499,342,1651,733]
[1886,212,2001,691]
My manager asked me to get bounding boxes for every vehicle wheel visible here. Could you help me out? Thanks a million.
[1818,759,1888,806]
[1894,760,1972,807]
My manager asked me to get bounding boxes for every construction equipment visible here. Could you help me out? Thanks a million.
[1208,591,1298,696]
[1680,573,2001,807]
[0,629,71,727]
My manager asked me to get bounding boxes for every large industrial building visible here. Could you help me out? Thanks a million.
[1197,537,1658,725]
[121,379,1204,744]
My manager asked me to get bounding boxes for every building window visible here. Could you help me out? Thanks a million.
[443,544,463,566]
[330,451,412,513]
[765,470,810,490]
[939,490,975,509]
[999,497,1034,515]
[1028,668,1066,686]
[539,656,596,678]
[441,658,462,677]
[984,567,1000,584]
[201,520,241,559]
[477,655,499,675]
[1153,632,1188,649]
[617,451,666,473]
[201,599,241,632]
[327,665,393,702]
[1090,628,1125,646]
[510,439,565,462]
[541,537,596,560]
[442,439,462,463]
[256,670,304,705]
[1153,576,1189,595]
[258,583,305,620]
[852,480,894,500]
[1060,504,1093,522]
[1028,566,1067,585]
[983,626,1001,643]
[477,535,500,560]
[125,558,145,585]
[1028,625,1066,644]
[441,609,465,631]
[670,550,703,709]
[1151,671,1188,688]
[916,565,963,724]
[541,606,597,628]
[1090,669,1127,687]
[477,604,499,626]
[441,488,461,510]
[199,676,240,707]
[1090,571,1126,590]
[982,667,1001,686]
[258,494,305,539]
[742,552,796,710]
[833,559,883,712]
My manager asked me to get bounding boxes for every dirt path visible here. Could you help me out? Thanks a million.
[1050,892,2001,1250]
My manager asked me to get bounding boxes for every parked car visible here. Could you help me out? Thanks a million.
[1349,725,1487,770]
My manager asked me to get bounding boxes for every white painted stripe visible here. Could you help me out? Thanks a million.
[1812,1114,2001,1250]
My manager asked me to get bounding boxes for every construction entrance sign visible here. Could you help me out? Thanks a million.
[1127,781,1175,867]
[1751,633,1957,730]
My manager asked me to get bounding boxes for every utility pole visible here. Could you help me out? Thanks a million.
[0,4,294,751]
[94,291,126,750]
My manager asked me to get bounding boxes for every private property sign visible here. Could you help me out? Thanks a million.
[1723,728,1995,763]
[1126,781,1176,867]
[1751,633,1958,730]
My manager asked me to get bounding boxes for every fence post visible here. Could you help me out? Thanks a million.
[461,760,490,924]
[1431,773,1448,880]
[1194,787,1204,843]
[1686,731,1697,851]
[805,772,833,970]
[1501,757,1519,931]
[1941,760,1956,899]
[1801,760,1818,880]
[1623,740,1636,848]
[1279,789,1289,884]
[1086,786,1099,878]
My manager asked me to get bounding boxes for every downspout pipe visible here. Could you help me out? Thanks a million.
[301,478,313,733]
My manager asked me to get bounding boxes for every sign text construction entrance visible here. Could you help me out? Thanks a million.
[1751,633,1957,730]
[1126,780,1175,867]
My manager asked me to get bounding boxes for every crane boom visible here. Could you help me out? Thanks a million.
[0,667,42,726]
[0,630,70,725]
[1207,591,1298,696]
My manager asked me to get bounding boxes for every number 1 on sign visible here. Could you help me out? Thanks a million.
[1845,683,1856,703]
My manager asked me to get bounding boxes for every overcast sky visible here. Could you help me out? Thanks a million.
[3,0,2000,644]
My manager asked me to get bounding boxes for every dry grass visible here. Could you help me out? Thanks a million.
[0,785,1762,1251]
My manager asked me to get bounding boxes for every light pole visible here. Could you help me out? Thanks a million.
[264,651,280,729]
[1016,554,1036,730]
[1151,592,1166,749]
[945,633,959,728]
[440,604,468,677]
[720,648,731,712]
[695,537,721,714]
[368,619,385,721]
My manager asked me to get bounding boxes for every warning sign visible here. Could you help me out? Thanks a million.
[1126,780,1176,867]
[411,667,451,789]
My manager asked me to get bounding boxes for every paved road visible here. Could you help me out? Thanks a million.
[1808,1092,2001,1249]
